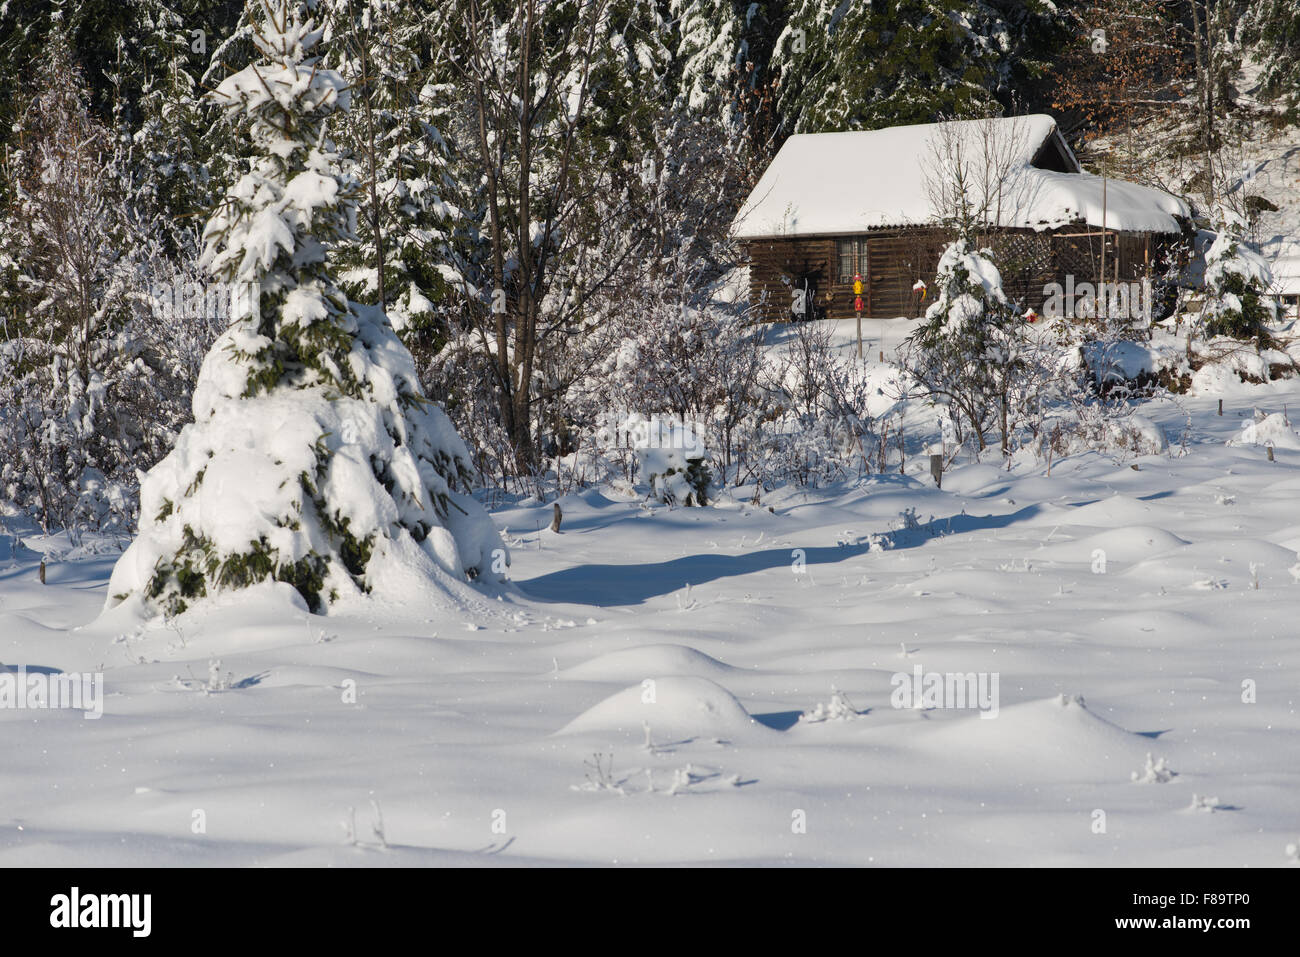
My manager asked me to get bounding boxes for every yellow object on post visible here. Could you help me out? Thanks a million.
[853,273,863,358]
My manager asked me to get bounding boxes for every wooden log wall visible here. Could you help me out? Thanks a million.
[743,227,1183,322]
[743,236,836,323]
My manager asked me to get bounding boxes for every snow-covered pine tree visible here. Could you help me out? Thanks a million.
[1202,208,1277,342]
[105,0,505,617]
[671,0,742,121]
[1241,0,1300,108]
[320,0,458,335]
[772,0,1059,134]
[664,1,781,155]
[901,239,1028,455]
[131,0,216,245]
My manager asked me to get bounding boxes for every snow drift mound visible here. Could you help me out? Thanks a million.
[559,644,737,682]
[1059,493,1182,528]
[1124,538,1298,587]
[914,694,1153,779]
[1226,412,1300,450]
[556,676,769,742]
[1037,526,1188,564]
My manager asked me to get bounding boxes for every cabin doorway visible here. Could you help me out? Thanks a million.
[786,267,827,322]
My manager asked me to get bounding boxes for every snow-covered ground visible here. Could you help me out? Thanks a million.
[3,325,1300,867]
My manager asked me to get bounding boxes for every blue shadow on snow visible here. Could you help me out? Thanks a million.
[517,504,1046,606]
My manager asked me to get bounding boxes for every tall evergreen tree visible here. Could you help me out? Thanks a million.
[1241,0,1300,108]
[106,0,505,617]
[671,0,744,119]
[320,0,458,335]
[130,1,221,241]
[772,0,1062,134]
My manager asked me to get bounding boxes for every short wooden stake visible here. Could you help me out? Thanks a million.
[549,502,563,532]
[930,454,943,488]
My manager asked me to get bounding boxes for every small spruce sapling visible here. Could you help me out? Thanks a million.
[1201,208,1278,342]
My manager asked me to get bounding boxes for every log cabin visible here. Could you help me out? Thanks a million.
[731,115,1192,322]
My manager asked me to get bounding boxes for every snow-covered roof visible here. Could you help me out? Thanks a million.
[731,115,1190,239]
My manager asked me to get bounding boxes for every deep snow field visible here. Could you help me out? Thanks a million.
[3,317,1299,867]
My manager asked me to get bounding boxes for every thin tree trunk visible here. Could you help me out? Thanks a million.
[347,0,386,307]
[1192,0,1216,204]
[511,0,538,475]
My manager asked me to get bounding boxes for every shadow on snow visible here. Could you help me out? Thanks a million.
[517,504,1047,606]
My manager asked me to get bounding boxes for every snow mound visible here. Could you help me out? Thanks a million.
[556,676,768,741]
[1266,521,1300,554]
[559,644,736,682]
[1188,346,1282,394]
[1125,538,1298,586]
[360,531,495,618]
[916,694,1149,778]
[1082,340,1170,382]
[1226,412,1300,450]
[1037,526,1188,564]
[1059,493,1181,528]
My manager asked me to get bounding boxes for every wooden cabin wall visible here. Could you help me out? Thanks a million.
[862,232,947,318]
[744,236,837,323]
[744,229,949,321]
[744,227,1182,322]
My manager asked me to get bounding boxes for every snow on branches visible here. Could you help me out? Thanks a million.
[104,1,505,618]
[1202,208,1278,342]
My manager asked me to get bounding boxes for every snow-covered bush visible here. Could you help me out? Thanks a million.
[561,288,889,497]
[799,687,859,723]
[902,242,1166,467]
[642,447,712,507]
[1131,752,1177,784]
[0,22,171,536]
[756,319,881,487]
[104,1,504,617]
[588,285,765,490]
[1045,408,1168,461]
[1226,410,1300,450]
[1202,209,1277,342]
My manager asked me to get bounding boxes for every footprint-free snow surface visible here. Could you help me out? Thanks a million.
[3,373,1299,866]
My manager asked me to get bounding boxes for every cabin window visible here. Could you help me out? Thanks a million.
[837,238,869,284]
